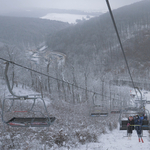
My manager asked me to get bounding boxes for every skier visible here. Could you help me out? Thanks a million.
[134,115,144,143]
[127,116,134,140]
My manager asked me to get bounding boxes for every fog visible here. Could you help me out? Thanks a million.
[0,0,142,12]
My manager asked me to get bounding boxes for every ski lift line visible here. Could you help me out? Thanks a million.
[0,57,120,101]
[106,0,138,99]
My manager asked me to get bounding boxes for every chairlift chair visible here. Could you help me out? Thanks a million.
[6,117,56,127]
[91,105,108,117]
[110,99,121,114]
[2,96,56,127]
[1,62,55,127]
[146,101,150,104]
[90,93,108,117]
[119,107,150,130]
[111,109,120,114]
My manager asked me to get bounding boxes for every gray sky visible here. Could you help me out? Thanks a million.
[0,0,142,12]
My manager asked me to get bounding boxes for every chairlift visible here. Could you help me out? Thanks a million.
[1,62,55,127]
[111,109,120,114]
[119,107,150,131]
[90,93,108,117]
[146,101,150,104]
[110,99,121,114]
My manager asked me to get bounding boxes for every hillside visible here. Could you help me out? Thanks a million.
[0,16,70,47]
[45,0,150,79]
[1,1,150,99]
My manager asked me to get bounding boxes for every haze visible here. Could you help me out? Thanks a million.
[0,0,142,13]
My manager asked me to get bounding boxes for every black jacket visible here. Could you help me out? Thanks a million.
[128,118,134,133]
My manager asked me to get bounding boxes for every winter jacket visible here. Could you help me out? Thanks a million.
[134,116,143,136]
[127,117,134,133]
[140,116,144,121]
[134,117,143,125]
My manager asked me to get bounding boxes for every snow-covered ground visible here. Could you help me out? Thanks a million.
[41,13,95,24]
[70,129,149,150]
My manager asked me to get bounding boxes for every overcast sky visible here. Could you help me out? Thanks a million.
[0,0,142,12]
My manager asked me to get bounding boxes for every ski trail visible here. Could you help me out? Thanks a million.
[71,128,150,150]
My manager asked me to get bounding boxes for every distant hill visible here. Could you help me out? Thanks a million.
[0,8,102,25]
[45,0,150,78]
[0,16,70,47]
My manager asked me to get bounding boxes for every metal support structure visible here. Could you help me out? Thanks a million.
[4,62,28,99]
[1,61,55,127]
[90,93,108,117]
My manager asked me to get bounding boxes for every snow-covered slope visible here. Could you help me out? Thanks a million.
[72,129,149,150]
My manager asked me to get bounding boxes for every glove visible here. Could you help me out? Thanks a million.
[127,123,130,127]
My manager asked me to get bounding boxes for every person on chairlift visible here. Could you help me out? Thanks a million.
[140,114,144,121]
[127,116,134,139]
[134,115,144,143]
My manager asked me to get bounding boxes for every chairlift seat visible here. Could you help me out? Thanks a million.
[111,110,120,114]
[2,62,56,127]
[91,112,108,117]
[91,105,108,117]
[146,101,150,104]
[6,117,56,127]
[120,120,150,130]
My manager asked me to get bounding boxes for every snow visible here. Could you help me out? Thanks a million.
[1,77,150,149]
[73,130,149,150]
[47,128,150,150]
[40,13,95,24]
[39,45,48,51]
[100,130,149,150]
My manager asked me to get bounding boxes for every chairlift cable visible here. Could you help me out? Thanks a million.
[106,0,138,98]
[0,57,120,101]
